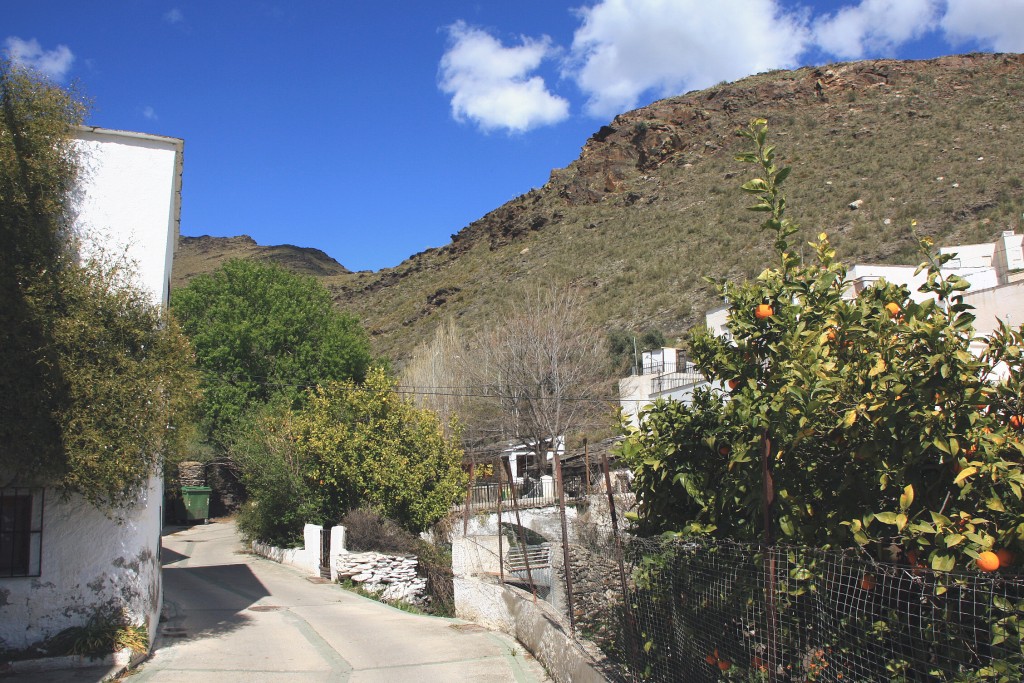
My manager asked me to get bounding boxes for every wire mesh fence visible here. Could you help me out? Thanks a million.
[563,530,1024,682]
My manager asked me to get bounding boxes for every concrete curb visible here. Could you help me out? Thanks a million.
[1,647,146,680]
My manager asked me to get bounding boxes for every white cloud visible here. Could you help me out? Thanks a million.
[941,0,1024,52]
[439,22,570,133]
[814,0,941,59]
[567,0,811,118]
[163,8,184,24]
[3,37,74,80]
[142,106,158,121]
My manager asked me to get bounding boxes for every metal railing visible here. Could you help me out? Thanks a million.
[650,370,708,395]
[506,544,552,572]
[454,474,590,513]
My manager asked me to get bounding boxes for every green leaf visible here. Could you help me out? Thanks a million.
[954,466,978,485]
[779,516,795,537]
[931,553,955,572]
[944,534,965,547]
[874,511,900,525]
[899,484,914,511]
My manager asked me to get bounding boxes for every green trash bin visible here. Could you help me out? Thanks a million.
[180,486,212,523]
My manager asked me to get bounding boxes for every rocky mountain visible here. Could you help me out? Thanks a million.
[173,235,349,283]
[173,53,1024,365]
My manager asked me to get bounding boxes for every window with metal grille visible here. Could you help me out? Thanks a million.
[0,488,43,578]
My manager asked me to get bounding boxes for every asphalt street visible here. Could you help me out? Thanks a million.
[126,520,549,682]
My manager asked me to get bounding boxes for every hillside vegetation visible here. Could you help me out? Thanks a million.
[172,53,1024,365]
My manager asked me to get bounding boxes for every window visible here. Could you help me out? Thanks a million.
[0,488,43,578]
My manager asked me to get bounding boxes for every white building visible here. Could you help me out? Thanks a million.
[618,348,715,428]
[0,127,183,652]
[619,231,1024,427]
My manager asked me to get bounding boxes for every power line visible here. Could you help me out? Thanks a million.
[190,369,672,406]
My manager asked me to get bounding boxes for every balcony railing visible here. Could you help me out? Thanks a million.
[650,370,708,395]
[454,474,590,513]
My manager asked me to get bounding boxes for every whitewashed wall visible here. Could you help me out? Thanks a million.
[74,127,182,306]
[0,128,182,652]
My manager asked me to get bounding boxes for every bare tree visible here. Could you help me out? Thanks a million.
[467,285,610,477]
[399,318,466,438]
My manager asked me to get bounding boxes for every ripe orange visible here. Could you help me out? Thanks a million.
[717,659,732,671]
[996,549,1015,567]
[885,302,901,317]
[719,445,731,456]
[1010,415,1024,430]
[705,653,717,666]
[728,378,740,390]
[754,303,774,320]
[977,551,1000,572]
[859,573,876,590]
[826,328,837,342]
[906,549,926,571]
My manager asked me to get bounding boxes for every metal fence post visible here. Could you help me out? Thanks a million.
[602,453,637,668]
[495,457,503,585]
[762,427,779,683]
[554,450,576,635]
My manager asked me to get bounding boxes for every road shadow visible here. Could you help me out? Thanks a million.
[161,546,188,565]
[158,563,270,645]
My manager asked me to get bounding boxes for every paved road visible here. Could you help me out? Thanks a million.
[131,521,549,682]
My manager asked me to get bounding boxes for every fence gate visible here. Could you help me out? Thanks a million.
[319,528,331,580]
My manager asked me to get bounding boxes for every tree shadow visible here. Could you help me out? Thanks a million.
[157,563,271,645]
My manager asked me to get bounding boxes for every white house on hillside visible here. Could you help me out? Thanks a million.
[0,127,183,653]
[619,231,1024,427]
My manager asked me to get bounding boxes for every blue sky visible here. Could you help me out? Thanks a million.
[6,1,1023,272]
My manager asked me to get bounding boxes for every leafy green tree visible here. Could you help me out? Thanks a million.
[171,259,373,448]
[622,119,1024,571]
[42,260,202,509]
[614,119,1024,682]
[1,60,86,482]
[297,368,466,533]
[232,400,315,546]
[1,61,201,510]
[233,368,465,542]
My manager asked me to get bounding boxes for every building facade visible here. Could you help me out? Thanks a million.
[0,127,182,652]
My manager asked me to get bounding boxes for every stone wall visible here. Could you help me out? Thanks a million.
[335,552,428,606]
[176,461,205,487]
[555,542,628,649]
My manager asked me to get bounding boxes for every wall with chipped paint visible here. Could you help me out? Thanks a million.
[0,477,165,650]
[0,128,182,652]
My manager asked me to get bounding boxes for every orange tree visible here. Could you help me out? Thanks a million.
[621,118,1024,570]
[615,119,1024,681]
